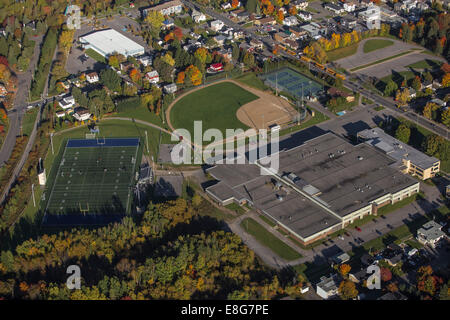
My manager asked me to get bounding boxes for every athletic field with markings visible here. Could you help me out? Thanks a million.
[42,138,141,226]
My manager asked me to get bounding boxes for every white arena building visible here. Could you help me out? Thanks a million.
[79,29,145,58]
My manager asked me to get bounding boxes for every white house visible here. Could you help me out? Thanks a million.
[86,72,99,84]
[73,108,91,121]
[56,111,66,118]
[324,3,345,15]
[138,54,152,67]
[416,221,446,248]
[298,11,312,21]
[316,274,340,300]
[145,70,160,84]
[210,20,224,32]
[164,83,177,94]
[283,16,299,26]
[59,96,75,110]
[343,2,357,12]
[192,10,206,23]
[293,0,308,10]
[221,3,232,10]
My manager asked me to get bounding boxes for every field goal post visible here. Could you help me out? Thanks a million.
[79,202,90,216]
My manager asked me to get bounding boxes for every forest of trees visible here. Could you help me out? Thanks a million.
[0,198,305,300]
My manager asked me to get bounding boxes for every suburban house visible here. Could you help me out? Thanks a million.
[142,0,183,17]
[340,15,358,29]
[210,20,225,31]
[289,26,308,39]
[254,16,276,26]
[249,39,264,50]
[56,111,66,118]
[330,252,350,265]
[316,274,340,299]
[137,54,152,67]
[164,83,177,94]
[217,47,233,61]
[292,0,309,10]
[162,18,175,29]
[207,63,224,73]
[358,3,381,29]
[300,22,328,39]
[145,70,160,83]
[324,2,345,14]
[416,221,446,247]
[191,10,206,23]
[59,96,75,110]
[283,16,299,26]
[297,11,312,21]
[73,107,91,122]
[357,127,440,180]
[86,72,99,83]
[343,1,357,12]
[213,34,227,46]
[328,87,355,102]
[431,98,446,108]
[349,268,368,284]
[284,39,299,50]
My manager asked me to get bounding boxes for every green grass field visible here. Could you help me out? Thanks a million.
[170,82,257,141]
[235,73,268,91]
[44,139,139,220]
[327,43,358,62]
[407,59,443,69]
[363,39,394,53]
[240,218,301,261]
[85,48,107,64]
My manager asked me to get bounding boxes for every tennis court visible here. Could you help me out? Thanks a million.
[42,138,141,226]
[262,68,323,99]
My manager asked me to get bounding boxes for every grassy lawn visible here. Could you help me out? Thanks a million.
[278,107,330,138]
[110,105,166,129]
[363,39,394,53]
[259,214,277,227]
[22,108,39,136]
[350,50,415,72]
[85,48,107,64]
[170,82,256,141]
[406,59,443,69]
[235,73,268,91]
[225,202,246,215]
[240,218,301,261]
[327,43,359,62]
[377,193,422,216]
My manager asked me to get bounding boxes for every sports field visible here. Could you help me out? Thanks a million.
[262,68,323,99]
[170,82,256,138]
[42,138,140,226]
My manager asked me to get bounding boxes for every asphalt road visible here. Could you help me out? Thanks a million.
[0,35,43,166]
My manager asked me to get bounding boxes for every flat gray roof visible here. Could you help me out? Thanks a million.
[206,132,418,239]
[358,127,439,170]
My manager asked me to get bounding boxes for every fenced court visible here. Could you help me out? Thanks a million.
[262,68,323,99]
[42,138,141,226]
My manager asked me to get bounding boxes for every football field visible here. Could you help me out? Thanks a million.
[43,138,140,226]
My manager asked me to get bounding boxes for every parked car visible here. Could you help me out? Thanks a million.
[375,229,382,235]
[387,224,393,229]
[380,215,387,220]
[355,226,362,232]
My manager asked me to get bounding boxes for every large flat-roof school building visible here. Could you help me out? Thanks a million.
[79,29,145,58]
[357,127,440,180]
[206,132,420,245]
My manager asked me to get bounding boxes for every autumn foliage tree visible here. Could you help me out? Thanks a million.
[338,280,358,300]
[339,264,351,277]
[176,71,185,84]
[185,65,202,86]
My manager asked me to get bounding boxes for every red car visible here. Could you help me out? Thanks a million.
[355,226,362,232]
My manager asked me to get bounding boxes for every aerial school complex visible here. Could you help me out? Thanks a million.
[206,132,420,245]
[42,138,142,227]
